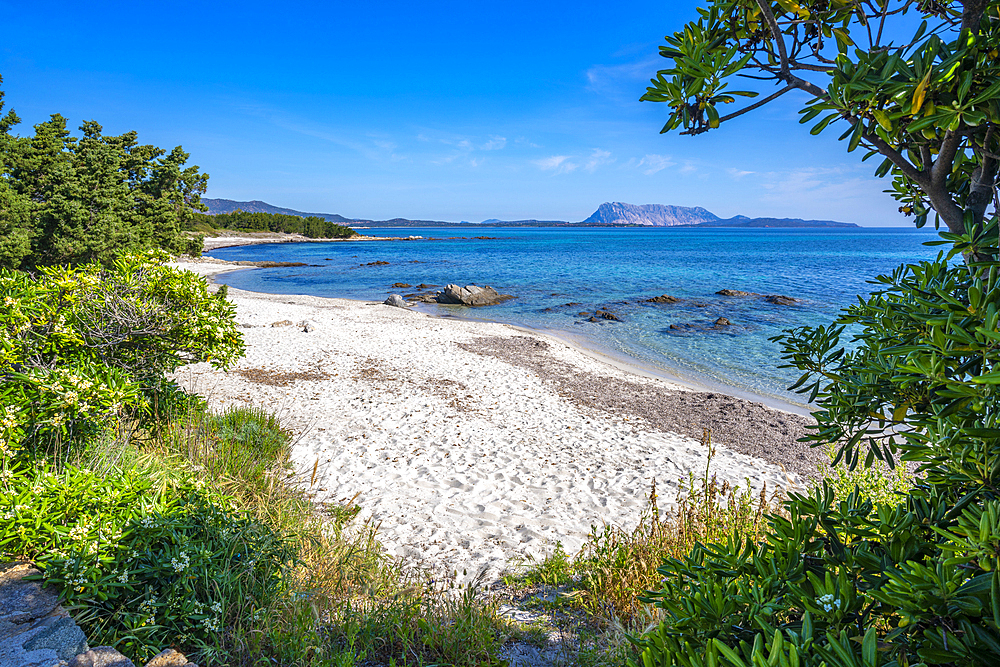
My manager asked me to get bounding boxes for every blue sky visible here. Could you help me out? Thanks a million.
[0,0,913,225]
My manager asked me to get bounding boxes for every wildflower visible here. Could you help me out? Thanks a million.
[170,551,190,573]
[818,593,841,613]
[117,571,129,584]
[68,523,89,541]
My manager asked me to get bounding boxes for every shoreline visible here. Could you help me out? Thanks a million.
[198,243,813,418]
[199,231,425,252]
[171,256,824,581]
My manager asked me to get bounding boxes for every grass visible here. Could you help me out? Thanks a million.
[494,432,783,665]
[70,399,513,666]
[34,405,871,666]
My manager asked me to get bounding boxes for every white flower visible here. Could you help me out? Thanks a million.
[170,551,190,573]
[818,593,842,613]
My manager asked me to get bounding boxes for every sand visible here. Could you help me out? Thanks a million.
[171,258,819,582]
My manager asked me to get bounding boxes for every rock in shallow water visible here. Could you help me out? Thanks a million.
[435,284,514,307]
[646,294,682,303]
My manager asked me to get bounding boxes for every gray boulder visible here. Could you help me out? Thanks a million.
[435,284,513,307]
[69,647,136,667]
[299,320,318,332]
[384,294,408,308]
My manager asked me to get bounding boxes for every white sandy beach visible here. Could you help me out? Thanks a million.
[173,259,809,582]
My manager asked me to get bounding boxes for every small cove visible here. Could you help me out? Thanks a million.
[207,226,941,406]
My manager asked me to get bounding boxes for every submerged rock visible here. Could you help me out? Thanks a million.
[717,289,757,297]
[435,284,514,307]
[392,282,411,288]
[714,317,731,327]
[645,294,682,304]
[764,294,799,305]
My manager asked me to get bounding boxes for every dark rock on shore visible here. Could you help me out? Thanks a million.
[646,294,682,304]
[384,295,408,308]
[435,284,514,306]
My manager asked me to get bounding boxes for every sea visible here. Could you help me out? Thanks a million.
[207,226,942,410]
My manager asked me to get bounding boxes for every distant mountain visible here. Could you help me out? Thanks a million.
[702,217,859,228]
[201,198,859,228]
[584,202,720,226]
[201,198,355,223]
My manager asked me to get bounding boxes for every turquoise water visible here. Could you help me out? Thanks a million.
[208,227,941,405]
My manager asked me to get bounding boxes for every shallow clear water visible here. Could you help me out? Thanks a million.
[208,227,941,405]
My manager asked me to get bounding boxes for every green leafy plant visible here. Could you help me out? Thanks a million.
[0,252,243,461]
[641,0,1000,238]
[0,462,295,663]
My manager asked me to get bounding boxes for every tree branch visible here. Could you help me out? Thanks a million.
[753,0,792,77]
[681,85,797,135]
[932,129,963,188]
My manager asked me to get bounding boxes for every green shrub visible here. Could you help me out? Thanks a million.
[0,252,243,460]
[0,462,295,663]
[630,225,1000,666]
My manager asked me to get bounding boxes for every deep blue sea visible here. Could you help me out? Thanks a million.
[208,227,941,407]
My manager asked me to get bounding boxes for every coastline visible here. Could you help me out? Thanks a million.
[200,231,422,251]
[171,255,824,581]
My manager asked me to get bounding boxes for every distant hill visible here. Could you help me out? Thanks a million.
[702,217,859,228]
[202,198,355,223]
[584,202,859,228]
[583,202,719,226]
[201,198,859,228]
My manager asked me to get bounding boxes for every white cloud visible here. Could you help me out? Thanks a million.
[533,155,578,174]
[480,135,507,150]
[637,154,674,175]
[680,162,697,174]
[469,157,484,167]
[585,149,613,173]
[726,168,754,180]
[585,56,661,99]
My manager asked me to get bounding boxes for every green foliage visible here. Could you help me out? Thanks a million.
[0,79,209,268]
[823,445,912,507]
[0,252,243,459]
[642,0,1000,235]
[203,209,357,239]
[0,444,295,663]
[636,3,1000,664]
[631,228,1000,665]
